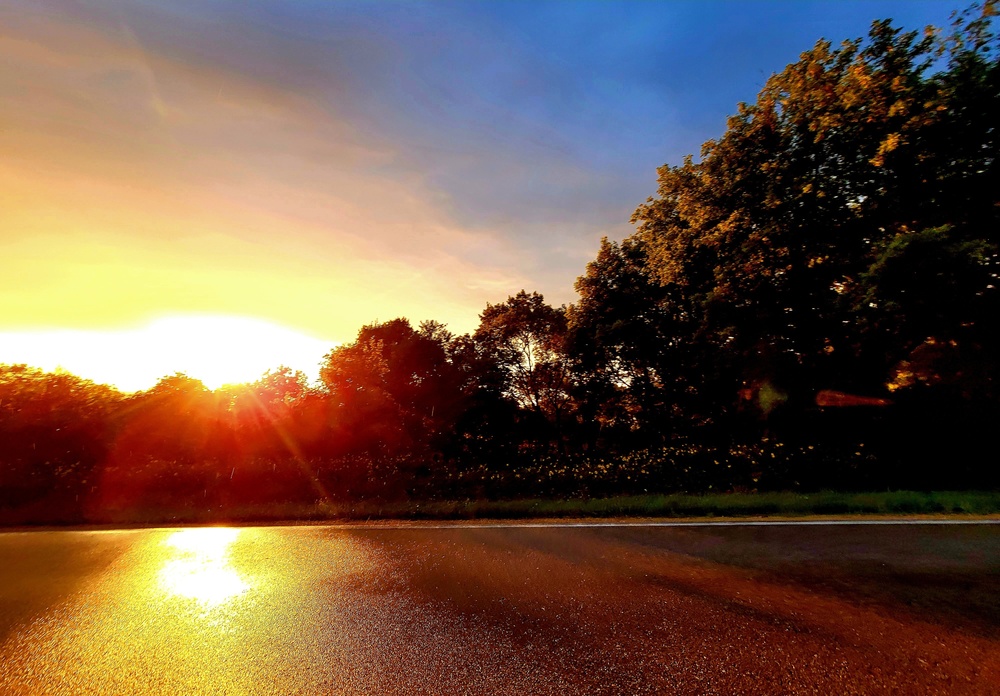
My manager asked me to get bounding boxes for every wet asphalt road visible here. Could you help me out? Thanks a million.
[1,521,999,695]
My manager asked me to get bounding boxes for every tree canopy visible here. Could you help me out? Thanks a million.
[624,4,998,417]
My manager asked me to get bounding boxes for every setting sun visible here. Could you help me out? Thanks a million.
[0,315,333,392]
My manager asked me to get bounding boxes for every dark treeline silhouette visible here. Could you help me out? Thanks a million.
[2,6,998,521]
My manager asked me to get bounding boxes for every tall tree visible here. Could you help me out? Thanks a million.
[628,4,998,419]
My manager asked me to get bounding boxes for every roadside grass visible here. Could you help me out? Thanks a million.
[8,490,995,526]
[374,490,1000,521]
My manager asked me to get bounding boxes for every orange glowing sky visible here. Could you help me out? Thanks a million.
[0,3,532,388]
[0,1,958,391]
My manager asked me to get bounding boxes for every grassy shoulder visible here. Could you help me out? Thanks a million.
[6,490,999,527]
[399,490,1000,520]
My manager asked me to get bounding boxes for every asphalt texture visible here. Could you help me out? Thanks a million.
[1,521,998,695]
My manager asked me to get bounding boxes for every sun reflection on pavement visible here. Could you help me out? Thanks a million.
[0,527,365,695]
[158,528,250,608]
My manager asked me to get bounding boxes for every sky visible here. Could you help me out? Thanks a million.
[0,0,963,390]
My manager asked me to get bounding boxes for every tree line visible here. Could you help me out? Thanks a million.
[2,5,997,520]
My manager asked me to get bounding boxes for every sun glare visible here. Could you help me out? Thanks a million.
[0,315,334,392]
[159,528,250,608]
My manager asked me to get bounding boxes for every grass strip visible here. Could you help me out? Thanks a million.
[6,490,998,527]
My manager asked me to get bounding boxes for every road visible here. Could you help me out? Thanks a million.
[1,521,999,694]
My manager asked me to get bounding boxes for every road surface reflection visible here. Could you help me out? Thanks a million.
[0,527,355,694]
[158,528,250,608]
[1,524,999,694]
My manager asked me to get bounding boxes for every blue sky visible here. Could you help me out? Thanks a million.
[125,0,957,290]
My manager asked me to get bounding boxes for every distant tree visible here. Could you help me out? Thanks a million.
[567,236,716,445]
[222,366,313,461]
[319,320,416,459]
[111,373,218,464]
[318,318,478,489]
[0,365,122,506]
[475,291,573,428]
[249,366,311,405]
